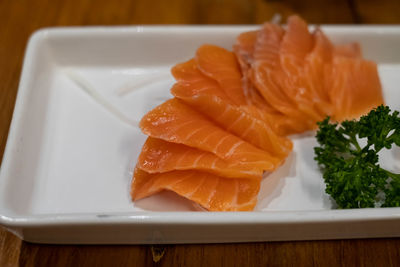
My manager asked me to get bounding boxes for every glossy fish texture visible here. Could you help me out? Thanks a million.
[132,168,261,211]
[140,98,280,171]
[138,137,262,179]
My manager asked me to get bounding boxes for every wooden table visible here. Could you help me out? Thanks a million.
[1,0,400,265]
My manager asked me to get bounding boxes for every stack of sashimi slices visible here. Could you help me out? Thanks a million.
[130,15,384,211]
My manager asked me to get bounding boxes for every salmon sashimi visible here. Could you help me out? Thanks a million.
[233,30,271,109]
[334,42,362,58]
[234,31,258,74]
[235,24,315,135]
[232,30,301,136]
[280,15,314,74]
[131,168,261,211]
[328,56,384,120]
[138,137,262,179]
[172,82,292,157]
[171,59,292,157]
[195,44,248,106]
[239,15,382,132]
[304,29,363,118]
[140,98,280,171]
[171,59,233,103]
[278,15,325,123]
[131,14,384,212]
[234,31,287,116]
[303,29,335,116]
[251,22,314,133]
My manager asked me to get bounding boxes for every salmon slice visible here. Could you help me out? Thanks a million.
[131,14,385,212]
[140,98,280,170]
[195,44,248,106]
[171,59,292,157]
[171,59,232,103]
[234,31,258,70]
[303,29,335,116]
[172,82,292,157]
[328,56,384,120]
[234,27,311,136]
[131,168,261,211]
[172,58,261,118]
[138,137,262,179]
[251,22,313,133]
[234,30,283,114]
[280,15,314,74]
[278,15,325,123]
[233,30,269,108]
[334,42,362,58]
[251,23,295,113]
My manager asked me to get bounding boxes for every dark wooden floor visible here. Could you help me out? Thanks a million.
[1,0,400,266]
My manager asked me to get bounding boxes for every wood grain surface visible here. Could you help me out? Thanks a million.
[1,0,400,266]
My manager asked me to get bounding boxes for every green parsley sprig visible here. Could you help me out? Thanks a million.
[314,105,400,208]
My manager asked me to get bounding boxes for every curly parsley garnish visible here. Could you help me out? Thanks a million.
[314,105,400,208]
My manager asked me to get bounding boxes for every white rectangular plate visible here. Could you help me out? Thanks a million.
[1,25,400,244]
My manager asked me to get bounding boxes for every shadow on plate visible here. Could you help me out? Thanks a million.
[134,191,198,211]
[255,152,297,210]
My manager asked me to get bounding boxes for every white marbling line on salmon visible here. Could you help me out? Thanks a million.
[159,175,188,195]
[183,124,208,140]
[240,119,256,139]
[169,119,197,133]
[174,149,191,169]
[210,157,218,170]
[198,130,221,146]
[226,112,245,131]
[191,153,206,168]
[214,103,229,121]
[225,140,245,157]
[183,174,206,199]
[212,135,231,155]
[230,181,239,208]
[205,178,219,210]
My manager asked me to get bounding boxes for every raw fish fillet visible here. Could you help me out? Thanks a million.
[132,14,384,212]
[277,15,325,123]
[334,42,362,58]
[303,29,335,116]
[171,59,292,157]
[131,168,261,211]
[236,15,384,131]
[328,56,384,120]
[234,29,303,136]
[233,30,264,107]
[138,137,262,179]
[251,22,313,133]
[196,44,247,106]
[140,98,280,171]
